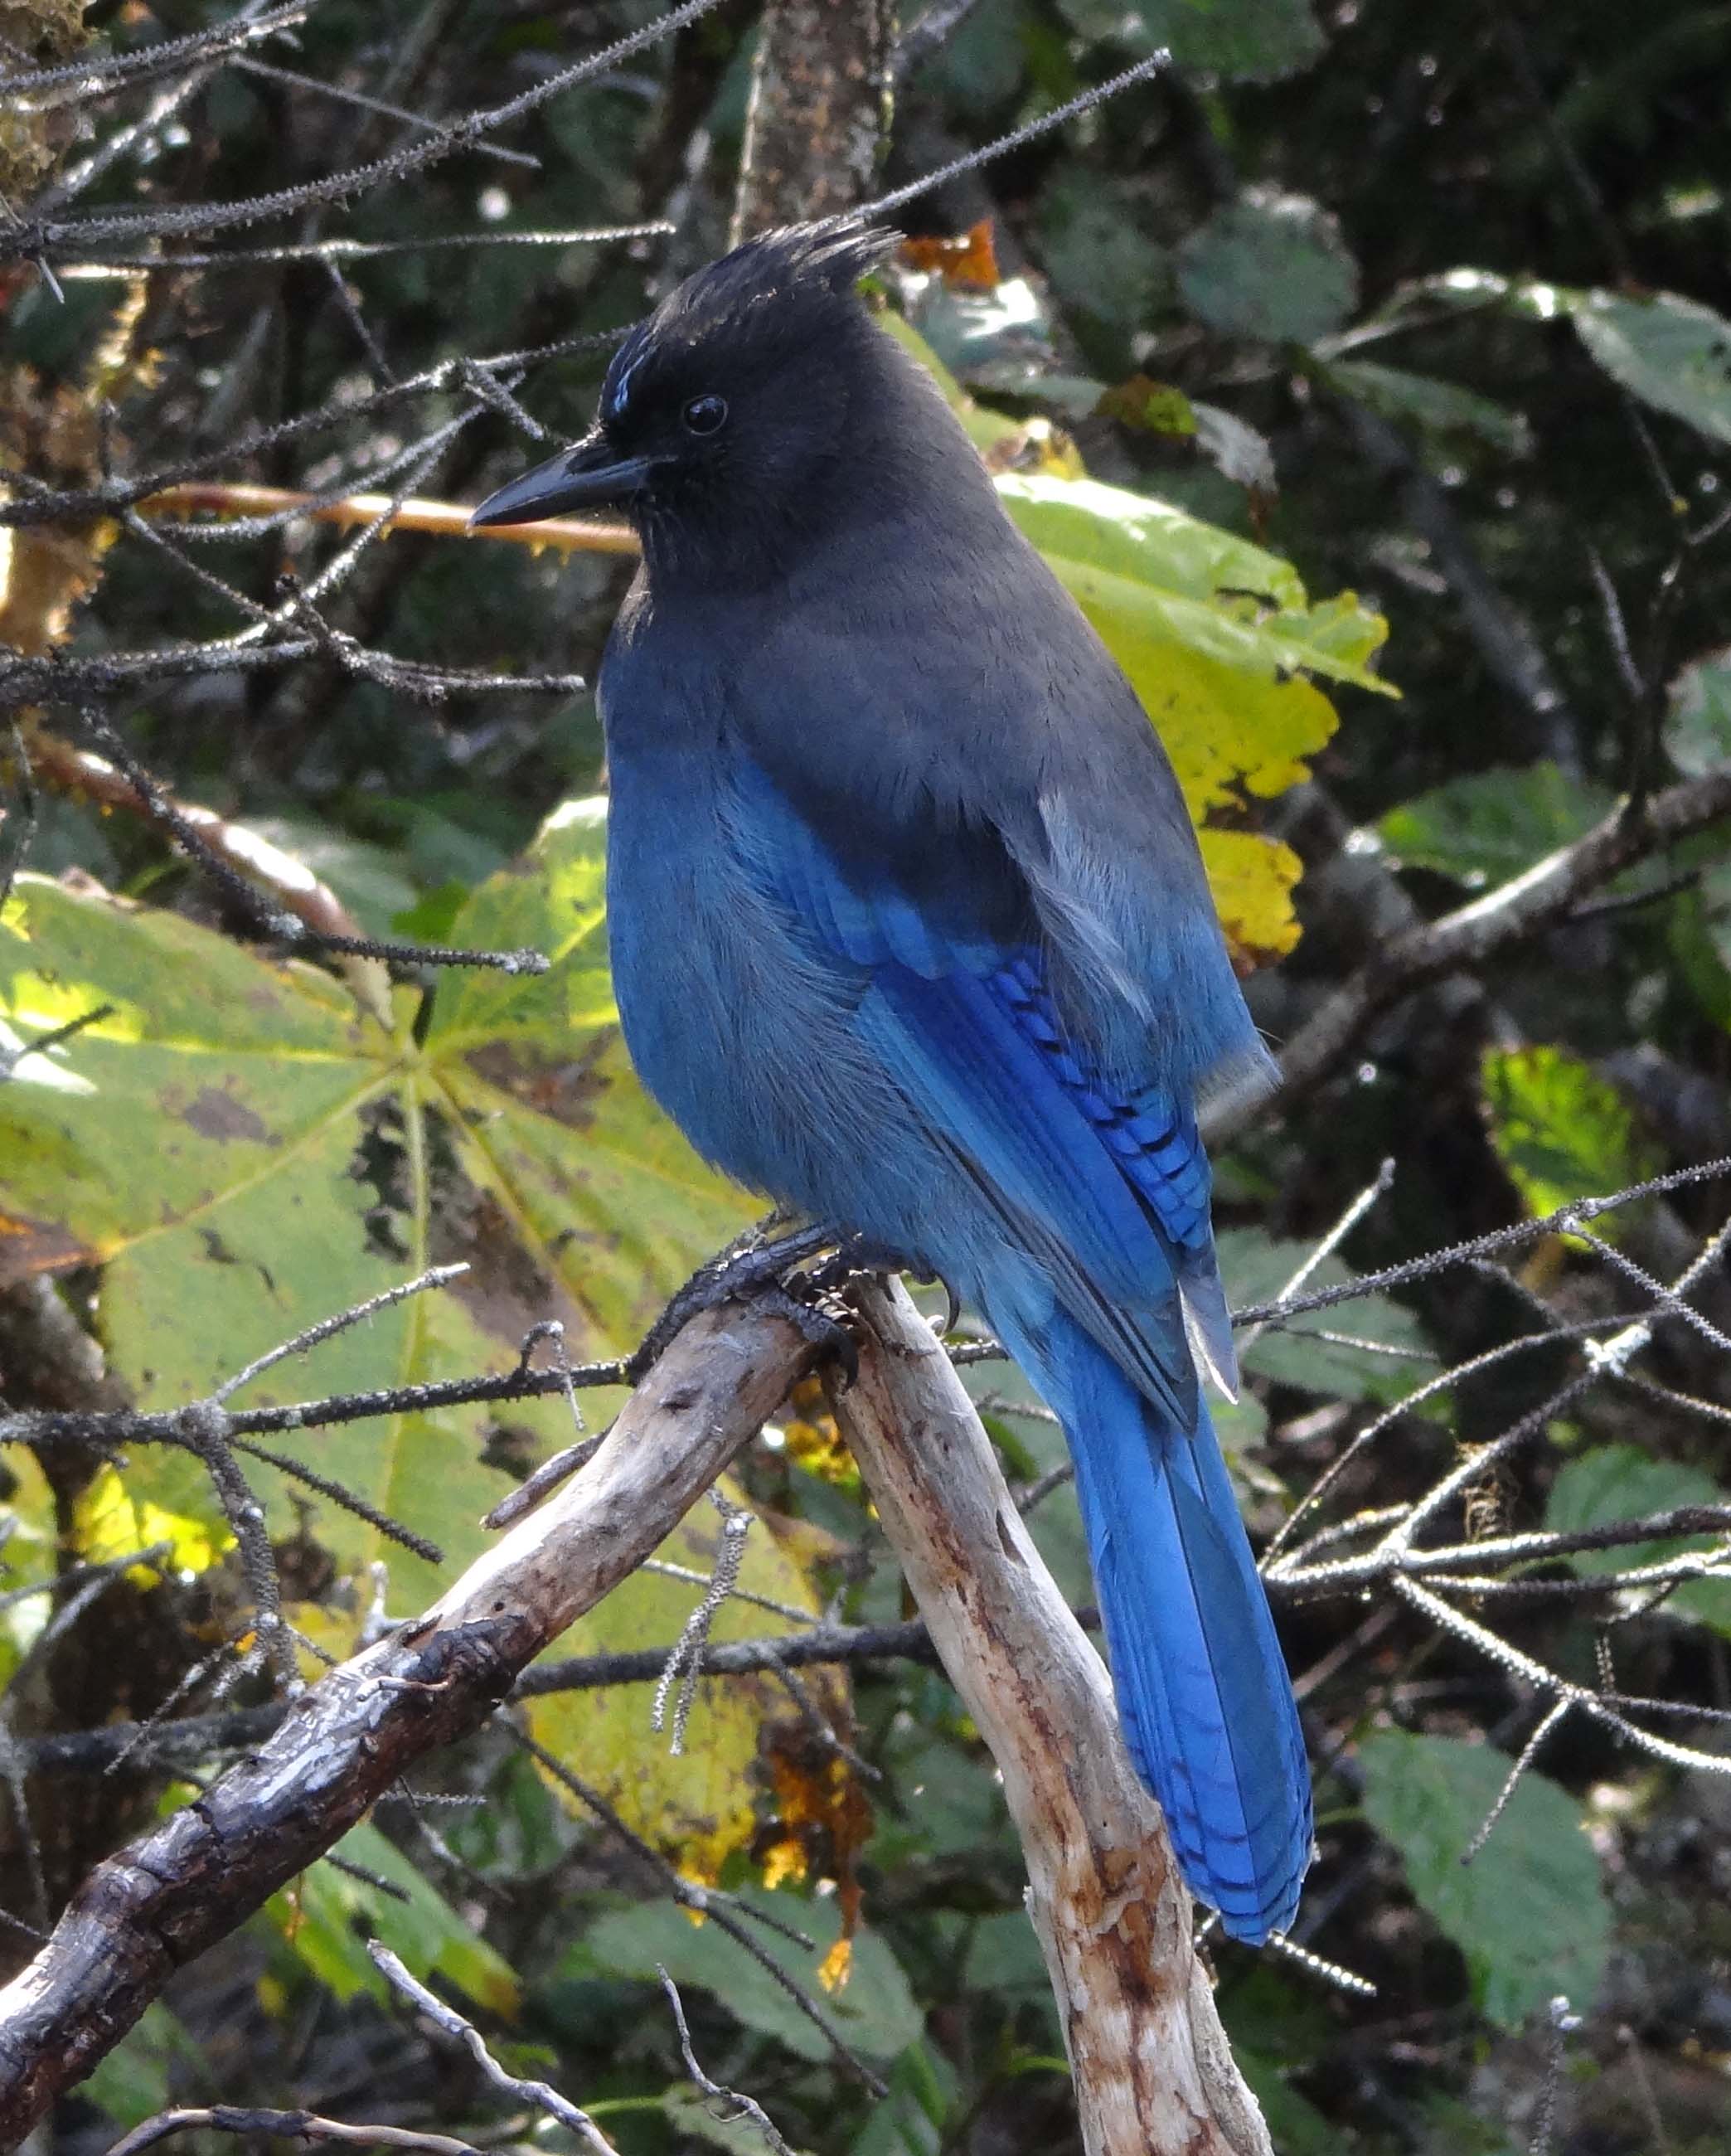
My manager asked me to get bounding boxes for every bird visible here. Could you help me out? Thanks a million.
[471,217,1313,1943]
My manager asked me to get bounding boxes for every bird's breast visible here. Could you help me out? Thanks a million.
[602,739,857,1207]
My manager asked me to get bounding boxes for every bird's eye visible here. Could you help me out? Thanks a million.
[681,394,728,438]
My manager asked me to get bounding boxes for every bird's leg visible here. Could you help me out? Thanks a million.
[627,1215,857,1383]
[804,1235,963,1338]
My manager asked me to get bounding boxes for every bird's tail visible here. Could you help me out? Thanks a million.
[994,1303,1312,1943]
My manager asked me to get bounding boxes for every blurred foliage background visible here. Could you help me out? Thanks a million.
[5,2,1731,2154]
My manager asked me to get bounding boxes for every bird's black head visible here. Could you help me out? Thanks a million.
[470,219,903,585]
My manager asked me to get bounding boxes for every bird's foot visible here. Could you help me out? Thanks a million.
[802,1237,964,1347]
[628,1217,858,1386]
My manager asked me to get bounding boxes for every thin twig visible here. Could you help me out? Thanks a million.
[366,1944,614,2156]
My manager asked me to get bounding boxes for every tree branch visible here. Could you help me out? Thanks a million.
[831,1278,1273,2156]
[0,1302,817,2147]
[1210,763,1731,1144]
[731,0,895,239]
[143,482,637,556]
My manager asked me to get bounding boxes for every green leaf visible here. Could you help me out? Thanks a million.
[1379,764,1614,886]
[996,473,1389,694]
[79,2004,204,2128]
[1230,2052,1343,2156]
[1665,645,1731,777]
[1177,190,1359,345]
[1035,168,1170,337]
[1321,360,1533,462]
[1481,1046,1657,1235]
[1372,272,1731,446]
[582,1888,923,2064]
[0,801,751,1619]
[1570,289,1731,447]
[266,1821,519,2013]
[961,1909,1056,2004]
[1546,1445,1731,1635]
[1055,0,1324,80]
[661,2086,812,2156]
[851,2044,963,2156]
[1359,1730,1611,2027]
[1217,1227,1435,1406]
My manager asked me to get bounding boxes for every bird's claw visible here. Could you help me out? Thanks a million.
[628,1219,857,1384]
[764,1275,860,1390]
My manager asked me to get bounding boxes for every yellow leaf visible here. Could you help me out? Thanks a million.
[779,1377,858,1489]
[1103,629,1341,818]
[526,1485,835,1886]
[1196,828,1306,968]
[761,1837,808,1891]
[71,1464,234,1586]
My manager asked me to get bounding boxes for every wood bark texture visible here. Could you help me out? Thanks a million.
[730,0,893,238]
[0,1304,816,2149]
[831,1278,1273,2156]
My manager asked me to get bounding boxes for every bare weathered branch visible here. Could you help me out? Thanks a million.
[0,1302,817,2145]
[831,1278,1273,2156]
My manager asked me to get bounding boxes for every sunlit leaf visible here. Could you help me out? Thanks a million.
[524,1497,827,1885]
[1546,1444,1731,1635]
[1481,1046,1657,1236]
[996,475,1389,694]
[1379,764,1614,886]
[0,805,753,1618]
[996,473,1389,956]
[70,1464,233,1586]
[1196,828,1302,966]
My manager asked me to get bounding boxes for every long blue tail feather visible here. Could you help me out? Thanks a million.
[995,1299,1312,1943]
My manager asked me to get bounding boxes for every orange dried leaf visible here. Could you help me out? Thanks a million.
[899,219,1001,292]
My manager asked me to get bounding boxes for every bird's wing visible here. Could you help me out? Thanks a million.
[721,757,1238,1408]
[727,553,1274,1114]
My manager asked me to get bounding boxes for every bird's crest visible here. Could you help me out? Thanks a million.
[602,218,898,426]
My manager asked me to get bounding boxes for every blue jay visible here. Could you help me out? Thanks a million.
[473,221,1312,1942]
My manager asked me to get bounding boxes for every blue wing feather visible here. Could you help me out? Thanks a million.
[722,753,1310,1938]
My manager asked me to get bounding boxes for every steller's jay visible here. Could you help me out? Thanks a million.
[472,219,1313,1942]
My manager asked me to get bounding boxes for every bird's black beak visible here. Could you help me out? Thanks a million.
[468,430,654,528]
